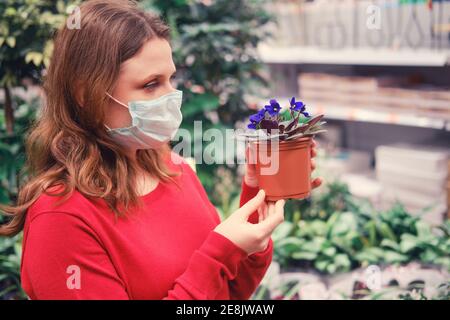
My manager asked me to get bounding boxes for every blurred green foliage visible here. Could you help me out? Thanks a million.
[0,0,79,136]
[273,180,450,275]
[0,232,24,299]
[1,0,76,300]
[1,0,447,301]
[0,0,76,86]
[0,96,38,203]
[0,95,39,299]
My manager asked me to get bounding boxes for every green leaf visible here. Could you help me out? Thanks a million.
[25,51,44,66]
[400,234,419,253]
[420,249,438,263]
[355,247,385,263]
[291,251,317,261]
[272,221,294,242]
[365,220,377,246]
[415,220,433,241]
[383,250,409,264]
[328,212,358,237]
[380,239,400,251]
[315,259,329,272]
[303,237,326,253]
[334,254,351,271]
[322,246,337,257]
[326,263,337,274]
[376,222,397,242]
[6,36,15,48]
[309,220,327,237]
[274,237,304,256]
[5,7,17,16]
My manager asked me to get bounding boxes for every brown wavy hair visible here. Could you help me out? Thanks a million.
[0,0,180,237]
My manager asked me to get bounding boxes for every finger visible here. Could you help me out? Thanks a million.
[264,203,269,220]
[237,189,266,220]
[258,206,263,223]
[262,202,268,220]
[311,139,317,148]
[267,202,275,217]
[311,158,316,171]
[264,200,285,233]
[311,147,317,158]
[245,145,250,164]
[259,202,268,222]
[246,143,257,165]
[259,199,285,234]
[311,177,323,189]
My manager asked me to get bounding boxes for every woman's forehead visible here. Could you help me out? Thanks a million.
[120,37,175,77]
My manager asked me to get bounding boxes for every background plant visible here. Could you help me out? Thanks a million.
[1,0,448,301]
[0,0,79,135]
[273,180,450,275]
[0,0,77,299]
[0,96,39,299]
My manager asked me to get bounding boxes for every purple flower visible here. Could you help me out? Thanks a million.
[265,99,281,116]
[289,97,305,111]
[247,108,266,129]
[289,97,311,118]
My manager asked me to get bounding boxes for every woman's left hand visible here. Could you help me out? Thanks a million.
[244,139,323,189]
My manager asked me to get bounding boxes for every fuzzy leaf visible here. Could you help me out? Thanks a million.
[259,119,279,133]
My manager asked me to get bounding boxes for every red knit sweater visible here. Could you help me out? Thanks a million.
[20,152,272,300]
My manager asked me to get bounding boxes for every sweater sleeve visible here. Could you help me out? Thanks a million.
[228,179,274,300]
[164,231,248,299]
[22,211,249,300]
[21,212,130,300]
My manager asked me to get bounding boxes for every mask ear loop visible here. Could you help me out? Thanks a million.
[104,92,129,131]
[105,92,129,109]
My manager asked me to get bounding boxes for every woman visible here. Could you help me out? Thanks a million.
[0,0,321,300]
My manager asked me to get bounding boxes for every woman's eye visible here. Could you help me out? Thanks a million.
[144,74,177,90]
[170,74,178,86]
[144,81,158,89]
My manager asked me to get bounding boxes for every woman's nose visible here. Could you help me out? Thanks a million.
[162,82,177,95]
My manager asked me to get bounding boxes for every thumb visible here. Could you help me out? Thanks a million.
[260,199,285,234]
[236,189,266,220]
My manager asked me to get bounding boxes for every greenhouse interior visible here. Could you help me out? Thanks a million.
[0,0,449,302]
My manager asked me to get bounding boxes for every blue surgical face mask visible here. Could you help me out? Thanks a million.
[105,90,183,150]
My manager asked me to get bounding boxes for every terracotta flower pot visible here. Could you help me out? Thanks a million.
[250,137,312,201]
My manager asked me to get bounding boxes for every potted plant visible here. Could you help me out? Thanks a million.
[239,97,326,201]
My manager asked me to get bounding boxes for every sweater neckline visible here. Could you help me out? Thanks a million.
[139,180,165,202]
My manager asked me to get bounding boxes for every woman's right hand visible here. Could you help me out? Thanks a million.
[214,190,285,255]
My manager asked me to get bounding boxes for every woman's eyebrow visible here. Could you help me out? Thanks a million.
[142,69,177,83]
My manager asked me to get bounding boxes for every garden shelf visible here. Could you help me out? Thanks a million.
[257,45,450,67]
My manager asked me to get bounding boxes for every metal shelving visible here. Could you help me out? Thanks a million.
[258,44,450,67]
[259,97,449,130]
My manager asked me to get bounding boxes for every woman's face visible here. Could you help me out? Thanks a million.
[105,37,177,131]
